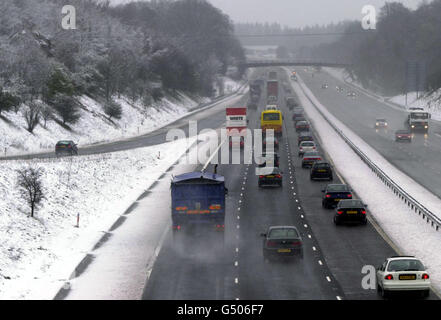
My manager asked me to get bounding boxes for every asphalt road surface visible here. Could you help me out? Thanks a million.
[296,68,441,200]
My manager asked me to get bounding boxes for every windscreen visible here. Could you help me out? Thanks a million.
[263,113,280,121]
[387,259,425,272]
[269,228,299,239]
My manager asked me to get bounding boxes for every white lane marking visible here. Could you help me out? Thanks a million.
[235,278,239,284]
[318,260,323,266]
[235,261,238,267]
[301,215,304,218]
[312,246,317,251]
[326,276,332,282]
[308,234,312,238]
[336,296,342,300]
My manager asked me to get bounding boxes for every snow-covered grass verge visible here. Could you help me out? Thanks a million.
[323,67,441,122]
[0,135,196,299]
[289,69,441,295]
[0,76,242,157]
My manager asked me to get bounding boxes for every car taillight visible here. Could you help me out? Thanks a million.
[275,174,281,178]
[292,241,302,246]
[259,175,264,178]
[173,225,181,230]
[326,194,331,198]
[267,241,276,247]
[422,273,429,280]
[347,194,352,198]
[313,147,316,149]
[384,274,394,280]
[361,210,366,214]
[337,210,343,215]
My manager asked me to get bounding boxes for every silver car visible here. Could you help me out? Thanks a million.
[298,141,317,157]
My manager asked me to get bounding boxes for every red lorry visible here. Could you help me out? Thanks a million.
[267,80,279,103]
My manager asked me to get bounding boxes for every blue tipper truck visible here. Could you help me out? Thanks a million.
[171,171,227,234]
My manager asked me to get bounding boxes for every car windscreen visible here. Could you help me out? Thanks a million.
[269,228,299,239]
[387,259,425,272]
[301,142,314,147]
[338,200,363,207]
[410,112,428,119]
[313,163,329,168]
[327,185,349,192]
[263,113,280,121]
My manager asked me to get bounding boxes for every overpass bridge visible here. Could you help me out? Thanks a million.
[241,59,352,69]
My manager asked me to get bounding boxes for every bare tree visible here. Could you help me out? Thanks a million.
[40,105,53,129]
[22,102,41,133]
[16,167,45,217]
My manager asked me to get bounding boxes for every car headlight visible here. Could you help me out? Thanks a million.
[425,126,428,129]
[376,123,379,125]
[411,125,415,128]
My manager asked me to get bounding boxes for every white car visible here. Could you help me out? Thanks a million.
[376,256,431,298]
[298,141,316,157]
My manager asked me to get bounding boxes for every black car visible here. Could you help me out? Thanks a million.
[258,167,282,187]
[261,226,303,261]
[322,184,353,209]
[334,199,368,225]
[297,131,314,145]
[310,161,333,181]
[321,83,329,89]
[257,152,280,168]
[55,140,78,156]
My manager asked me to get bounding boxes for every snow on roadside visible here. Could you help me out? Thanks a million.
[323,67,441,122]
[0,135,196,299]
[0,77,241,157]
[290,70,441,294]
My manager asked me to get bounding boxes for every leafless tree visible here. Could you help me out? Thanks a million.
[16,167,45,217]
[22,102,41,133]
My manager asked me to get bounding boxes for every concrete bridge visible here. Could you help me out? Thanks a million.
[241,59,352,69]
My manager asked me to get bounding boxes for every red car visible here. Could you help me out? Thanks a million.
[395,130,412,142]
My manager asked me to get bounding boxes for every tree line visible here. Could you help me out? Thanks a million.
[309,0,441,96]
[0,0,245,132]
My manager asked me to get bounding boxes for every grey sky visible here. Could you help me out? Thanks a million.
[110,0,423,28]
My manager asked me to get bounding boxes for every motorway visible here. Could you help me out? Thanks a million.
[61,67,438,300]
[142,68,434,300]
[295,68,441,200]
